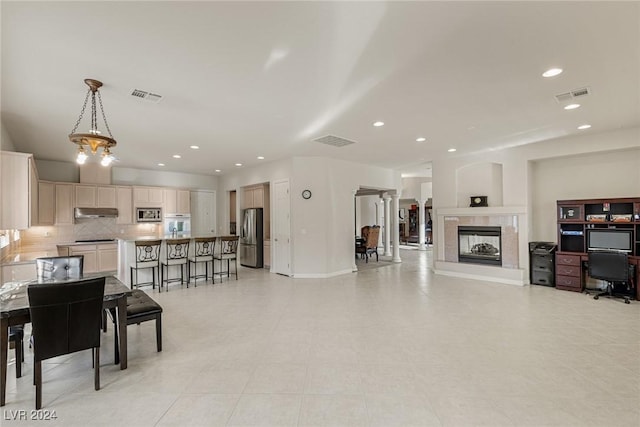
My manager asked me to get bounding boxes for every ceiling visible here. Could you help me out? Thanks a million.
[2,2,638,177]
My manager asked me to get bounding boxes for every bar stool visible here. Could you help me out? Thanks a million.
[160,238,190,291]
[130,240,162,290]
[214,236,239,281]
[189,236,216,286]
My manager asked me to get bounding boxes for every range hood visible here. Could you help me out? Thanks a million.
[74,207,118,219]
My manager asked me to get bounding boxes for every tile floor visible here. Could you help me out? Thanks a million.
[3,249,639,426]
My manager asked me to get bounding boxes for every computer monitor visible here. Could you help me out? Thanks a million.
[588,250,629,282]
[586,229,633,252]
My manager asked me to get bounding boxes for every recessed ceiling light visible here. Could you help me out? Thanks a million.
[564,103,580,110]
[173,154,181,159]
[416,137,426,142]
[235,163,242,167]
[542,68,563,78]
[215,169,221,172]
[577,124,592,130]
[373,121,384,127]
[257,156,265,160]
[448,148,457,152]
[157,163,165,166]
[190,145,199,149]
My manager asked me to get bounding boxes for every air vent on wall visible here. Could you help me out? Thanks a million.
[555,87,591,103]
[130,89,163,103]
[312,135,356,147]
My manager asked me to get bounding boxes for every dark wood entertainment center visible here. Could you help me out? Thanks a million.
[556,197,640,300]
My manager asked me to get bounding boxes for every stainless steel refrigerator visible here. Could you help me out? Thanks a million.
[240,208,263,268]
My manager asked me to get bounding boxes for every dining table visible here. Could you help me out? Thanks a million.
[0,274,132,406]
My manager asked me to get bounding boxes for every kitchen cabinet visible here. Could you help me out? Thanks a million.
[75,184,116,208]
[242,185,265,209]
[57,243,117,273]
[38,181,55,225]
[134,186,164,207]
[97,243,118,271]
[264,240,271,268]
[68,245,98,274]
[75,184,96,207]
[97,186,116,207]
[116,186,133,224]
[164,188,191,214]
[1,151,37,230]
[55,183,74,225]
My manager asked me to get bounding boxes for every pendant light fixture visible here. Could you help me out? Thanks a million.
[69,79,117,166]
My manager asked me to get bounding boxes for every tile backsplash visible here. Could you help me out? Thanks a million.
[19,220,162,253]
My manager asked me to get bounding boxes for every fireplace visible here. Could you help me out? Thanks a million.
[458,226,502,266]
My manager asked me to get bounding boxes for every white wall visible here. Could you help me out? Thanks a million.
[1,123,17,151]
[290,157,400,277]
[402,177,432,201]
[113,167,217,190]
[456,162,503,207]
[34,159,218,190]
[432,126,640,258]
[218,158,292,236]
[35,159,80,182]
[358,195,380,228]
[531,147,640,241]
[221,156,399,277]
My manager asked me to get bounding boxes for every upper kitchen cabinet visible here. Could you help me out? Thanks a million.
[1,151,37,230]
[75,184,116,208]
[55,183,74,225]
[116,186,133,224]
[164,188,191,214]
[134,186,164,207]
[242,185,265,209]
[38,181,55,225]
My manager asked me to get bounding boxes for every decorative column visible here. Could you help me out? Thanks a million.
[352,189,358,272]
[376,198,384,250]
[383,196,392,256]
[417,199,426,250]
[391,193,401,263]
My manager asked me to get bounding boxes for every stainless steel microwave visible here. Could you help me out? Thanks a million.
[136,208,163,223]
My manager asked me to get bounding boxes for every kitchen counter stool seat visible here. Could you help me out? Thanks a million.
[160,238,190,291]
[189,237,216,286]
[213,236,239,281]
[130,240,161,290]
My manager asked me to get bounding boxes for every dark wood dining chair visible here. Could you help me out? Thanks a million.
[28,277,106,409]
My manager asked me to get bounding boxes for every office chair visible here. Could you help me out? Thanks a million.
[587,250,634,304]
[28,277,106,409]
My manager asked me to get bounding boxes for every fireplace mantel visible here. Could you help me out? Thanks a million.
[438,206,527,216]
[434,206,529,286]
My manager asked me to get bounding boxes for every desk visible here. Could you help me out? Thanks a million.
[1,275,131,406]
[556,252,638,299]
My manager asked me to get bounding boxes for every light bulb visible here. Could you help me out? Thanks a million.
[76,148,88,164]
[101,155,113,166]
[101,148,113,166]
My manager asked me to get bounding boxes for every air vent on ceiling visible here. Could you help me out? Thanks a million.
[555,87,591,103]
[130,89,163,103]
[312,135,356,147]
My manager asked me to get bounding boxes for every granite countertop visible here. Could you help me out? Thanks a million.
[57,240,119,246]
[119,234,218,242]
[1,250,61,265]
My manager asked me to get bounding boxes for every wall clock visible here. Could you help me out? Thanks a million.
[470,196,488,207]
[302,190,312,199]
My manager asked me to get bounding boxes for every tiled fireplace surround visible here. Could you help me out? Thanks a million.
[434,207,528,286]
